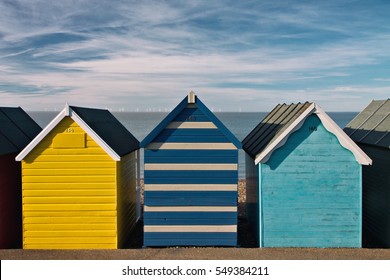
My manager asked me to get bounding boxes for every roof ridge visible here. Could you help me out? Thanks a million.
[0,107,32,149]
[359,110,390,142]
[348,99,387,136]
[242,103,284,148]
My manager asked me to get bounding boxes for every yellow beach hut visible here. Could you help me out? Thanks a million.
[16,105,140,249]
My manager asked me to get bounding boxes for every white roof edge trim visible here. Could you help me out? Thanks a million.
[314,104,372,165]
[16,108,68,161]
[70,110,121,161]
[254,103,372,165]
[16,105,121,162]
[254,103,316,165]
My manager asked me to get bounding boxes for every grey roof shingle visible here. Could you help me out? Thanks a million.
[242,102,312,158]
[0,107,41,156]
[70,106,139,156]
[344,99,390,149]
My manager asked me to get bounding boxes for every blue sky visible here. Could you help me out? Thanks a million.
[0,0,389,111]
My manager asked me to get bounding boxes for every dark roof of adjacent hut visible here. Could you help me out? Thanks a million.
[344,99,390,149]
[70,106,140,156]
[242,102,312,159]
[0,107,41,156]
[16,104,139,161]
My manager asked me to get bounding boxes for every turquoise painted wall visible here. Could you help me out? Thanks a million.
[260,114,362,247]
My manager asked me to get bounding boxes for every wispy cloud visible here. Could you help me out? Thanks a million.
[0,0,389,111]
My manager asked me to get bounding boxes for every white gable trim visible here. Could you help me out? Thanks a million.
[254,103,315,164]
[70,110,121,161]
[16,108,67,161]
[314,105,371,165]
[16,105,121,161]
[254,103,372,165]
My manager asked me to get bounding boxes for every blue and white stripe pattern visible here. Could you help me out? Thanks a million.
[142,93,241,246]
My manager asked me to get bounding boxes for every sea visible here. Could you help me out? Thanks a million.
[28,111,358,178]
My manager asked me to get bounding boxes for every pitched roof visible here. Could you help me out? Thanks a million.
[16,105,139,161]
[140,92,242,148]
[242,102,312,159]
[242,102,372,165]
[344,99,390,149]
[0,107,41,156]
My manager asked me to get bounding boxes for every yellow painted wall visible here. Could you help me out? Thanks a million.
[22,117,118,249]
[116,151,137,248]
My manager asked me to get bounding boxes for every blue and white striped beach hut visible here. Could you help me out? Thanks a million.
[141,92,242,246]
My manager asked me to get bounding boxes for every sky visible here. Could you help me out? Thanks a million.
[0,0,389,112]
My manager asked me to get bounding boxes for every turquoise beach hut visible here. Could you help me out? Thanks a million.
[141,92,242,247]
[242,102,371,248]
[344,99,390,247]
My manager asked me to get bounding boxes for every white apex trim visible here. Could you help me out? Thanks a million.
[314,104,372,165]
[16,108,67,161]
[254,103,315,164]
[70,110,121,161]
[16,105,121,162]
[188,91,196,103]
[254,103,372,165]
[65,103,70,116]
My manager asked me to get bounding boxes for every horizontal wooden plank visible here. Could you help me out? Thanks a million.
[23,204,116,211]
[144,184,237,191]
[23,230,117,237]
[23,211,117,217]
[155,129,229,143]
[145,191,236,202]
[144,225,236,232]
[23,236,117,244]
[24,216,116,224]
[147,142,236,150]
[144,177,238,185]
[23,189,116,197]
[144,232,236,240]
[144,163,237,171]
[159,129,224,136]
[22,168,116,176]
[53,133,86,149]
[145,149,237,158]
[22,175,115,183]
[144,218,236,225]
[23,154,112,162]
[173,108,210,122]
[24,223,116,231]
[154,135,229,143]
[263,237,360,248]
[23,243,117,249]
[263,230,360,239]
[145,170,237,179]
[144,211,236,219]
[23,161,115,169]
[167,122,217,129]
[23,196,116,204]
[144,206,237,212]
[144,238,236,247]
[144,149,237,164]
[22,183,116,190]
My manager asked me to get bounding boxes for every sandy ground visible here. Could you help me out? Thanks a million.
[1,180,389,260]
[1,247,389,260]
